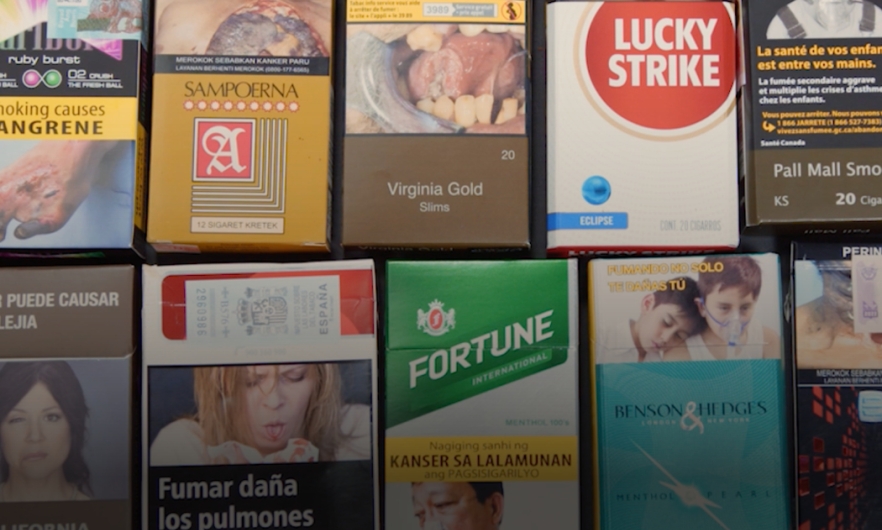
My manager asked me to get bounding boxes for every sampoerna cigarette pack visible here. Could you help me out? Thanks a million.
[147,0,333,252]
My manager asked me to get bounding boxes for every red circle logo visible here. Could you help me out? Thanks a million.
[583,3,735,131]
[428,308,443,330]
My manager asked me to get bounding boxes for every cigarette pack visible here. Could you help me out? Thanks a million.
[0,9,149,251]
[547,0,738,256]
[589,254,789,530]
[142,260,378,530]
[342,1,530,249]
[385,260,579,530]
[792,242,882,529]
[743,0,882,235]
[0,266,135,530]
[147,0,333,253]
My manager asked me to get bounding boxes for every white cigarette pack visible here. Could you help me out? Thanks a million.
[547,0,739,256]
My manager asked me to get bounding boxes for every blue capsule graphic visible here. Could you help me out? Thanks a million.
[582,176,611,205]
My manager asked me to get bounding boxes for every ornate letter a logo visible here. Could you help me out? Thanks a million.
[193,119,255,181]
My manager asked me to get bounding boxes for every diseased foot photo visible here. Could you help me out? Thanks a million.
[0,141,120,242]
[346,23,527,134]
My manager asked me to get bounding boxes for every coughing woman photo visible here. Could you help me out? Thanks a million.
[149,363,370,466]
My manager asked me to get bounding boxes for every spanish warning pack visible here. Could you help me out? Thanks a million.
[0,265,135,530]
[385,260,579,530]
[743,0,882,234]
[589,253,789,530]
[547,0,739,255]
[792,242,882,529]
[142,260,378,530]
[147,0,333,252]
[343,1,530,249]
[0,10,149,251]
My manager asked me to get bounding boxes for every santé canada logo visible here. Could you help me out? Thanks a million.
[193,118,256,181]
[577,2,735,138]
[418,300,455,336]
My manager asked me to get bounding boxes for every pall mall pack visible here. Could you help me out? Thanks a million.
[0,2,150,252]
[147,0,334,252]
[589,254,789,530]
[742,0,882,235]
[792,242,882,529]
[142,260,378,530]
[547,0,739,256]
[0,266,135,529]
[385,260,579,530]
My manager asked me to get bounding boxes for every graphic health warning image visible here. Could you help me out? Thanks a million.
[345,23,527,134]
[0,359,130,503]
[147,361,374,529]
[0,140,134,247]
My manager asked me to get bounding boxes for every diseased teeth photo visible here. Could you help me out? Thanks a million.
[346,23,527,135]
[154,0,331,57]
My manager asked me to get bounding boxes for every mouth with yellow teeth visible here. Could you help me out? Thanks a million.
[347,23,527,134]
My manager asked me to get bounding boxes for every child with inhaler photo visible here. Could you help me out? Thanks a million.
[594,277,703,364]
[665,256,781,362]
[149,363,370,466]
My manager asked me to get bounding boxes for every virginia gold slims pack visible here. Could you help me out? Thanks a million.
[0,266,135,530]
[147,0,332,253]
[0,10,149,251]
[343,2,529,248]
[547,0,739,256]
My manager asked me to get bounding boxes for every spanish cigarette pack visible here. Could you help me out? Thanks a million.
[147,0,333,253]
[142,260,378,530]
[342,2,530,248]
[792,242,882,529]
[0,7,149,251]
[547,0,739,255]
[743,0,882,234]
[0,265,134,530]
[385,260,579,529]
[589,254,789,530]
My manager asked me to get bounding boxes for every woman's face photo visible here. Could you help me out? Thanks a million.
[243,364,316,454]
[1,382,71,481]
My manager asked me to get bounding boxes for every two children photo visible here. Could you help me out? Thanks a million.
[597,256,781,363]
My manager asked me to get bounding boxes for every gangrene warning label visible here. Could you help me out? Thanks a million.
[385,260,579,530]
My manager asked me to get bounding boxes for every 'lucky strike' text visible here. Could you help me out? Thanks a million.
[609,18,720,87]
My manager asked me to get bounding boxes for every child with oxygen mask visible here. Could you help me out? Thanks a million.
[666,256,781,361]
